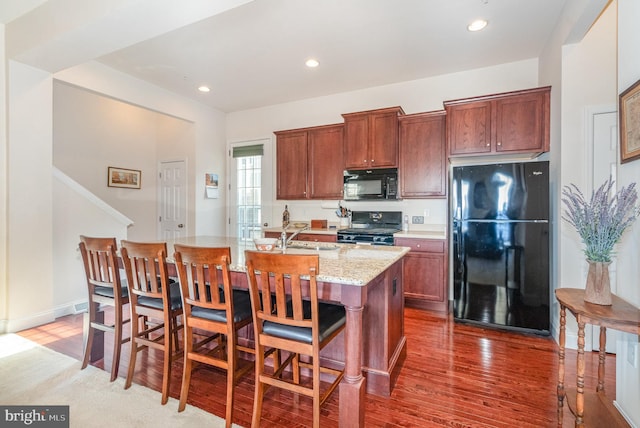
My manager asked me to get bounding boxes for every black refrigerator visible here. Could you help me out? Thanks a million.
[452,161,550,335]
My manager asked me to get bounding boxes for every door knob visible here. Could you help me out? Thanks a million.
[178,224,184,228]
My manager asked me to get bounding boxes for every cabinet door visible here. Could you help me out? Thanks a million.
[403,252,445,303]
[399,112,446,198]
[370,111,399,168]
[296,233,337,243]
[343,115,369,169]
[446,101,492,156]
[495,91,548,153]
[308,125,344,199]
[276,131,308,199]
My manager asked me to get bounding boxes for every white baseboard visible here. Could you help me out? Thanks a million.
[614,400,638,428]
[1,300,89,334]
[4,311,55,333]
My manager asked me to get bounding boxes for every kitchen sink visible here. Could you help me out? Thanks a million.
[282,245,341,259]
[284,244,340,251]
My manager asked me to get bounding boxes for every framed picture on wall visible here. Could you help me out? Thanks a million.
[108,166,141,189]
[619,78,640,163]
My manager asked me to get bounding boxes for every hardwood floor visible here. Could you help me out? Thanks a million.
[16,307,614,427]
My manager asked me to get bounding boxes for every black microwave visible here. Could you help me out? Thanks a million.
[343,168,398,200]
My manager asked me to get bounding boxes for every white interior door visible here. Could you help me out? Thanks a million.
[158,160,187,239]
[590,109,618,353]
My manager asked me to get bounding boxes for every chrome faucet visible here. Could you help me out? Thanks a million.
[280,225,310,250]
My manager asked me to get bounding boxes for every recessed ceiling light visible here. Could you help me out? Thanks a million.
[198,85,210,93]
[305,58,319,68]
[467,19,488,32]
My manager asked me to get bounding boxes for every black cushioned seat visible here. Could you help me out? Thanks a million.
[263,300,345,343]
[191,288,253,323]
[137,281,182,311]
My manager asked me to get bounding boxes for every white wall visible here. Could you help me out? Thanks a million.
[540,1,639,424]
[615,0,640,424]
[53,81,200,240]
[0,60,228,332]
[6,61,54,332]
[561,2,619,283]
[52,170,130,316]
[226,59,540,228]
[54,61,229,237]
[0,24,8,330]
[559,0,618,333]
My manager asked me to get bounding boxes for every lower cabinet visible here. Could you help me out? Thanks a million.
[395,237,448,312]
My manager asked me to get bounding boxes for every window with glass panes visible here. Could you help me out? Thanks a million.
[234,145,263,240]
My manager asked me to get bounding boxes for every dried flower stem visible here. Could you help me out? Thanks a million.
[562,178,638,262]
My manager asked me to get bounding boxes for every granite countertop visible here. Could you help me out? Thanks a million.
[262,226,342,235]
[166,236,410,286]
[394,230,447,240]
[263,226,447,240]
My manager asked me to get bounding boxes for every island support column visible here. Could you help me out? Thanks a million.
[339,284,367,427]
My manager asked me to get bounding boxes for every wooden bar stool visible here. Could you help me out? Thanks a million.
[120,240,183,404]
[78,235,130,382]
[173,244,258,428]
[244,250,346,428]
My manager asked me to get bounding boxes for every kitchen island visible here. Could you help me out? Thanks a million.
[167,236,409,428]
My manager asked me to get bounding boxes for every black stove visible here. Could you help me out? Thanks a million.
[337,211,402,246]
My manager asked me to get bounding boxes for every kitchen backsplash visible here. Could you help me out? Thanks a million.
[268,199,447,232]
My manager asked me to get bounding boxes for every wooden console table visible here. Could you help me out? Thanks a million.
[556,288,640,427]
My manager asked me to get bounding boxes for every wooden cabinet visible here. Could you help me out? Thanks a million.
[275,124,344,200]
[276,130,308,199]
[444,86,550,158]
[342,106,404,169]
[398,111,446,198]
[395,237,447,312]
[264,231,336,243]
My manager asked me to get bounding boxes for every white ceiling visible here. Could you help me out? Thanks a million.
[5,0,570,113]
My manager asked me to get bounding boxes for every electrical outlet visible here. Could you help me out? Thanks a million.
[628,341,638,368]
[412,216,424,224]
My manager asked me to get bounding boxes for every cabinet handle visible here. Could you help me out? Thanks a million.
[371,159,374,163]
[364,159,368,163]
[416,244,421,248]
[497,142,502,146]
[486,143,490,147]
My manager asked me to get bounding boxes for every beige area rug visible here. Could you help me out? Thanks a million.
[0,334,240,427]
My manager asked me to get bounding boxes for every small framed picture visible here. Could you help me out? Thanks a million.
[619,78,640,163]
[108,166,141,189]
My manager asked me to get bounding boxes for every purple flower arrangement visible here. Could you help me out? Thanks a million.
[562,178,639,262]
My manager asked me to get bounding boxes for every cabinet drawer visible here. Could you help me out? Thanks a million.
[297,233,336,243]
[395,238,444,253]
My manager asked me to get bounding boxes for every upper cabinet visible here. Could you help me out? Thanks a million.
[444,86,550,158]
[275,124,344,200]
[399,111,447,198]
[342,106,405,169]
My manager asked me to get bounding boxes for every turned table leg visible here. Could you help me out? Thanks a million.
[597,326,606,393]
[557,305,566,427]
[576,318,586,427]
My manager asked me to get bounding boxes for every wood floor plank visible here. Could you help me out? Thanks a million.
[16,307,615,427]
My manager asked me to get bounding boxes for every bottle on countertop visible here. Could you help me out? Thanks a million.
[403,215,409,232]
[282,205,290,228]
